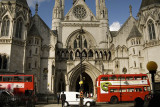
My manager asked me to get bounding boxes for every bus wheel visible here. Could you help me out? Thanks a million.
[110,96,118,104]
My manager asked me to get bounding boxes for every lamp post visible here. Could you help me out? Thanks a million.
[147,61,158,95]
[79,27,84,107]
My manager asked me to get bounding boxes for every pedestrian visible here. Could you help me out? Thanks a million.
[57,93,60,104]
[61,91,66,107]
[134,97,144,107]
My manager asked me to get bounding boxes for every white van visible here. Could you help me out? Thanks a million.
[61,92,96,107]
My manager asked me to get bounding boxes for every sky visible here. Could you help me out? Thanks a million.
[9,0,143,31]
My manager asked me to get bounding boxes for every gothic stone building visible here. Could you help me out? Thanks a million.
[0,0,160,94]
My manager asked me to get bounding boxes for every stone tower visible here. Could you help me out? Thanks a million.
[0,0,31,73]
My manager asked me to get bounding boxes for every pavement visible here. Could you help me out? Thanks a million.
[35,104,62,107]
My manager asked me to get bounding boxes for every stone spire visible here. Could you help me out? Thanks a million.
[129,5,132,16]
[35,2,38,15]
[96,0,100,19]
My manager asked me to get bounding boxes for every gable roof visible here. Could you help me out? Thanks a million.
[28,24,41,38]
[140,0,160,9]
[127,24,142,41]
[115,16,136,36]
[65,0,97,21]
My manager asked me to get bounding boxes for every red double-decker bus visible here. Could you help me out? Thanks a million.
[96,74,151,103]
[0,75,34,95]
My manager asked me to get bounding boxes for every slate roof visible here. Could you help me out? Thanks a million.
[140,0,160,9]
[28,24,41,38]
[110,31,118,37]
[127,25,142,41]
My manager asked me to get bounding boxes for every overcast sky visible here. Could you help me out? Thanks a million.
[0,0,142,31]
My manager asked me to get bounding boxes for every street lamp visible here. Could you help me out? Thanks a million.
[147,61,158,95]
[79,27,85,107]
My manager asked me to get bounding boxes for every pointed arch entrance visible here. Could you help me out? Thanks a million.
[75,72,93,94]
[68,62,101,96]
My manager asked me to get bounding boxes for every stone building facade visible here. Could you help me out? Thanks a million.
[0,0,160,94]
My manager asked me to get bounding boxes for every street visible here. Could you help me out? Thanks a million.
[35,102,134,107]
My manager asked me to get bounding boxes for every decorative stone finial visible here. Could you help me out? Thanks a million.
[35,2,38,14]
[129,5,132,16]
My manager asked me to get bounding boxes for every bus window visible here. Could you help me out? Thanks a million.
[135,88,142,92]
[110,89,118,93]
[101,77,108,80]
[0,76,2,82]
[24,76,32,82]
[118,77,125,80]
[127,88,134,92]
[142,76,148,80]
[109,76,117,80]
[126,77,133,80]
[134,76,141,80]
[119,89,126,92]
[13,76,24,82]
[3,76,13,82]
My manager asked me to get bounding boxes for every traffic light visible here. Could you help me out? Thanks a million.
[80,91,83,98]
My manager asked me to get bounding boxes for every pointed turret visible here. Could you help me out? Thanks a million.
[96,0,100,19]
[99,0,108,19]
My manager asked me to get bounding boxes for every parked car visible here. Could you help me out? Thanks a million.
[0,90,17,106]
[61,92,96,107]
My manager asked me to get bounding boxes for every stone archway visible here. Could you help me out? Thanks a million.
[68,61,101,96]
[75,72,93,94]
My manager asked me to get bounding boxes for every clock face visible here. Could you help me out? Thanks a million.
[73,5,87,19]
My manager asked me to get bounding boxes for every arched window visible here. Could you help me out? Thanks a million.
[139,51,141,56]
[133,48,135,54]
[66,51,69,59]
[95,51,99,59]
[70,51,73,60]
[35,48,38,54]
[29,50,32,56]
[1,16,10,36]
[82,50,87,57]
[74,40,77,49]
[104,51,107,60]
[35,61,37,68]
[88,50,93,57]
[148,20,156,40]
[134,61,136,67]
[84,39,87,48]
[0,55,8,69]
[16,18,23,38]
[100,51,103,59]
[75,50,80,57]
[108,51,111,61]
[61,51,65,58]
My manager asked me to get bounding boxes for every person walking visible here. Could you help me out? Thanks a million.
[61,92,66,107]
[57,93,60,104]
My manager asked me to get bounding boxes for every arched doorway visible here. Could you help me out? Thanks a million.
[75,72,93,96]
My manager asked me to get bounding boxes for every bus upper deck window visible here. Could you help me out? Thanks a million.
[3,76,13,82]
[142,76,148,80]
[126,77,133,80]
[14,76,24,82]
[109,77,117,80]
[135,88,142,92]
[118,77,125,80]
[24,76,32,82]
[134,77,141,80]
[101,77,108,80]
